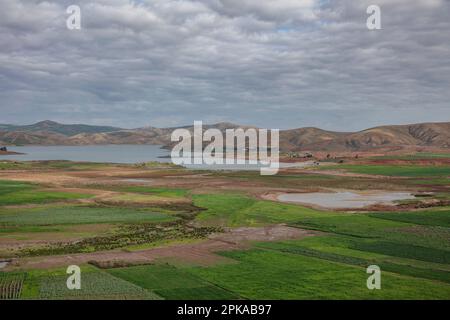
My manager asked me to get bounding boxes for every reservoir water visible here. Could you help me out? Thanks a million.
[0,145,171,164]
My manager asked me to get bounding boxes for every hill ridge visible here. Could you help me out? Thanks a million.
[1,120,449,151]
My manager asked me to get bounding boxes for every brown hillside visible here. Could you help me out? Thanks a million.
[1,121,449,152]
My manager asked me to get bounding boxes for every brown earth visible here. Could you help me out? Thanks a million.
[5,225,319,270]
[2,120,450,151]
[0,224,115,253]
[0,151,21,155]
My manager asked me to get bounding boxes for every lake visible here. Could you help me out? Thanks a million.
[1,145,291,171]
[0,145,171,164]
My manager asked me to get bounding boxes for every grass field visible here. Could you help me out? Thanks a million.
[0,272,25,299]
[193,193,329,227]
[0,180,91,206]
[369,208,450,228]
[109,264,239,300]
[38,271,161,300]
[13,265,162,300]
[0,206,175,226]
[322,164,450,177]
[372,153,450,160]
[186,249,450,299]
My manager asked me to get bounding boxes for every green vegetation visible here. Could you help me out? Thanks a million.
[372,153,450,160]
[0,272,25,299]
[0,190,90,206]
[0,180,91,206]
[109,264,239,300]
[1,159,450,300]
[290,213,450,251]
[15,265,161,300]
[21,222,219,256]
[0,206,174,226]
[0,180,34,195]
[188,193,450,297]
[194,193,450,249]
[0,161,33,170]
[370,208,450,228]
[32,161,113,170]
[409,177,450,185]
[350,240,450,264]
[0,161,121,171]
[187,249,450,299]
[210,170,410,191]
[322,164,450,177]
[194,193,327,227]
[38,271,161,300]
[256,236,450,283]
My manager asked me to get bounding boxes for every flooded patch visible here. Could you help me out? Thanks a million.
[277,191,415,209]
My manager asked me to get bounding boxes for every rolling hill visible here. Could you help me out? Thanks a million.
[1,120,122,136]
[1,120,449,152]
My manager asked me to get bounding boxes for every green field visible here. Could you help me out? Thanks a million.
[370,208,450,228]
[1,160,449,300]
[0,180,91,206]
[109,265,239,300]
[323,164,450,177]
[193,193,329,227]
[186,249,450,299]
[372,153,450,160]
[10,265,162,300]
[38,271,161,300]
[0,272,25,299]
[0,206,175,226]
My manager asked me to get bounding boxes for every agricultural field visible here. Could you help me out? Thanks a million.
[319,164,450,177]
[0,206,174,226]
[0,180,91,205]
[0,156,449,300]
[108,264,239,300]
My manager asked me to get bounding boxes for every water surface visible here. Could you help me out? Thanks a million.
[278,191,415,209]
[0,145,171,164]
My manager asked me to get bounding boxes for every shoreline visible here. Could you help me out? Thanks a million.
[0,151,24,156]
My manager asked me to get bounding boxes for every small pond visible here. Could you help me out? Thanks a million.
[277,191,415,209]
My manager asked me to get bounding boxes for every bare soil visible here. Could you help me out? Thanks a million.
[5,225,318,270]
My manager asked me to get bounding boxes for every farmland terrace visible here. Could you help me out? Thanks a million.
[0,154,449,299]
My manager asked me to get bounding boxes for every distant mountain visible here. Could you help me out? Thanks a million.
[1,120,449,151]
[323,122,450,151]
[280,127,348,151]
[0,130,68,146]
[2,120,123,136]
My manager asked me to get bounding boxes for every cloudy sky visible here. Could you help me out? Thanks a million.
[0,0,449,130]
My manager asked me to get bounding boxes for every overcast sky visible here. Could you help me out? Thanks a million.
[0,0,449,130]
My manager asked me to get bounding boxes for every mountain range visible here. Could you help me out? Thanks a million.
[1,120,449,152]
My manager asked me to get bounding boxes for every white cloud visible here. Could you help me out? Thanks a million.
[0,0,449,129]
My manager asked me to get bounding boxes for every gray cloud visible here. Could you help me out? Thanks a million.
[0,0,449,130]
